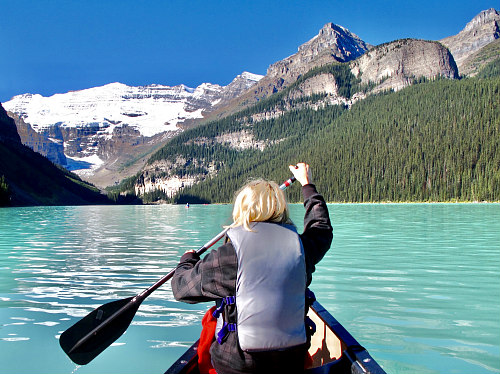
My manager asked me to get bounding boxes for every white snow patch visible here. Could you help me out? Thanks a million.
[65,154,104,175]
[240,71,264,82]
[3,82,224,137]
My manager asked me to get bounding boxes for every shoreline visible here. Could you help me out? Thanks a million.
[3,200,499,208]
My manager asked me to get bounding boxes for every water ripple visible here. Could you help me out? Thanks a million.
[0,204,498,374]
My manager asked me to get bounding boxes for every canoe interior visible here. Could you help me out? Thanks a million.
[307,301,342,367]
[165,300,387,374]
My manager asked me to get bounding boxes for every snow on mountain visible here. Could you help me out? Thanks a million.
[239,71,264,82]
[3,72,263,186]
[4,81,225,137]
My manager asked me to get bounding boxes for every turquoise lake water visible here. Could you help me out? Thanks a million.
[0,204,499,374]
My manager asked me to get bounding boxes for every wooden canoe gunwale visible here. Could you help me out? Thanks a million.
[305,301,386,374]
[164,300,387,374]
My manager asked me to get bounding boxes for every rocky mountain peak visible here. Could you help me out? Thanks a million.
[299,22,371,60]
[207,72,264,112]
[223,72,264,93]
[267,22,371,79]
[464,8,500,32]
[440,8,499,73]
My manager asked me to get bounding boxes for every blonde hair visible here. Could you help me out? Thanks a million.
[230,179,291,231]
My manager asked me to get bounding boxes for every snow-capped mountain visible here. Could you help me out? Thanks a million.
[6,72,263,137]
[3,72,262,186]
[6,82,222,137]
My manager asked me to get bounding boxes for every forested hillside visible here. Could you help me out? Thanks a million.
[0,140,114,206]
[183,78,499,203]
[116,60,500,204]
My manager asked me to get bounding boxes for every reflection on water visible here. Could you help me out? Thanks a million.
[0,204,499,374]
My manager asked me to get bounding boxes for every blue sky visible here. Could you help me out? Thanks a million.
[0,0,497,102]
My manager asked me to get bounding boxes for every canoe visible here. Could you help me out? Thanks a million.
[164,299,387,374]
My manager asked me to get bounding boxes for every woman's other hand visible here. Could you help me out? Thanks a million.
[289,163,312,186]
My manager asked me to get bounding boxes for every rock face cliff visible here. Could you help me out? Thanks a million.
[8,112,67,165]
[459,38,500,77]
[351,39,459,92]
[440,8,500,74]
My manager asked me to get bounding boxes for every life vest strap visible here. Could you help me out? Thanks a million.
[212,296,236,319]
[214,290,317,345]
[216,322,237,344]
[306,289,316,305]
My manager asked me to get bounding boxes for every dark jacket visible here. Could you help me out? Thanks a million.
[172,184,333,374]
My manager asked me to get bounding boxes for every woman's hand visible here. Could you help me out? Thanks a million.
[179,249,199,263]
[289,163,312,186]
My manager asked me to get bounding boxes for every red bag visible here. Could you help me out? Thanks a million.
[198,306,217,374]
[198,305,312,372]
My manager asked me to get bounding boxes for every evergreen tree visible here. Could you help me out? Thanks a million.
[0,175,11,206]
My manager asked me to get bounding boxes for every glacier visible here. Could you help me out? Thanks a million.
[4,81,226,137]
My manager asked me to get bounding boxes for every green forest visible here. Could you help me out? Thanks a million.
[116,58,500,204]
[0,141,113,206]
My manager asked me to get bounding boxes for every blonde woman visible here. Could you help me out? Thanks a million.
[172,163,333,374]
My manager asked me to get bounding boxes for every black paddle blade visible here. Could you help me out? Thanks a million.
[59,296,141,365]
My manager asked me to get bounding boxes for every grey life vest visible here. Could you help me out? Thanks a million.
[215,222,307,352]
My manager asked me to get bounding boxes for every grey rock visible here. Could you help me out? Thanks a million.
[351,39,459,92]
[440,8,500,74]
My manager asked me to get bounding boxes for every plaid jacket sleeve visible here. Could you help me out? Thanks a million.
[171,241,238,304]
[300,184,333,285]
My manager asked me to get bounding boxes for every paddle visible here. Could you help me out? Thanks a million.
[59,176,296,365]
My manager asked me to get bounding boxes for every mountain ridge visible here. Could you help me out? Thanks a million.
[127,9,497,202]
